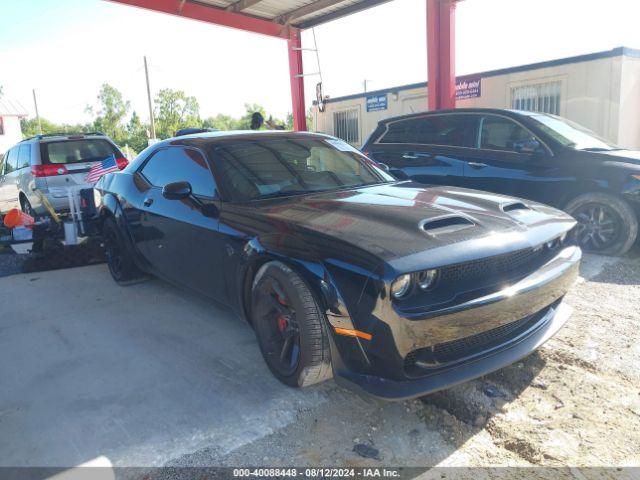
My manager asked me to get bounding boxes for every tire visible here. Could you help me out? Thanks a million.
[102,216,147,285]
[565,192,638,256]
[20,197,36,218]
[250,261,332,388]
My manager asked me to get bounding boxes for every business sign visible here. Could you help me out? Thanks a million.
[366,94,388,112]
[456,77,482,100]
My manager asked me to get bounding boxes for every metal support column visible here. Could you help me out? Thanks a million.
[427,0,457,111]
[287,28,307,131]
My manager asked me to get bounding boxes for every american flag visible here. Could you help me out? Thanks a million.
[86,155,119,183]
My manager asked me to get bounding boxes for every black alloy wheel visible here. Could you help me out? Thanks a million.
[572,203,621,251]
[566,192,638,256]
[104,223,125,281]
[102,217,146,285]
[251,261,332,388]
[253,276,301,376]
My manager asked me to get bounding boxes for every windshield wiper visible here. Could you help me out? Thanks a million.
[253,189,313,200]
[579,147,623,152]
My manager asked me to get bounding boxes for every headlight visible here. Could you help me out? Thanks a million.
[391,274,412,299]
[417,269,438,290]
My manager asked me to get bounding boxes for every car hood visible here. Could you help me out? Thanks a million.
[592,149,640,165]
[243,182,576,271]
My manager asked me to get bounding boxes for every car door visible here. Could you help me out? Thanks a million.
[463,114,558,202]
[0,147,21,212]
[366,113,479,187]
[136,146,227,302]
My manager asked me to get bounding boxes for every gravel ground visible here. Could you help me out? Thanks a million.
[0,248,25,277]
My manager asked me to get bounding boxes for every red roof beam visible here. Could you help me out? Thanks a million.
[106,0,290,39]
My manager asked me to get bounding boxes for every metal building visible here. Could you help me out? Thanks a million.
[313,47,640,149]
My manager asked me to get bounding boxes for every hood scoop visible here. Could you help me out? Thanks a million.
[501,202,531,213]
[420,215,475,236]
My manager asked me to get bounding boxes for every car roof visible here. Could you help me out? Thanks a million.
[376,108,544,125]
[21,133,111,143]
[157,130,333,148]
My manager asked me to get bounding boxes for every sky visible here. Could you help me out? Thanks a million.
[1,0,639,125]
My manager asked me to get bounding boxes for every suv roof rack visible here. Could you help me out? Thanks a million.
[22,132,106,142]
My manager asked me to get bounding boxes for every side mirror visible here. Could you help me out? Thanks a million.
[514,139,542,155]
[162,181,192,200]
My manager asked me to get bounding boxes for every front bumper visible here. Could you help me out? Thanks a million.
[329,245,581,400]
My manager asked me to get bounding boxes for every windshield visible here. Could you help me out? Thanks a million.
[42,139,121,164]
[530,114,620,151]
[211,136,394,201]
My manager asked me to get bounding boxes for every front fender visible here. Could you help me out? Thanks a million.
[98,192,148,273]
[230,234,383,376]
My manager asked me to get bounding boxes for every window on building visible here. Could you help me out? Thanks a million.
[511,81,561,115]
[479,115,538,152]
[141,147,217,197]
[0,117,4,136]
[379,114,478,147]
[333,108,360,145]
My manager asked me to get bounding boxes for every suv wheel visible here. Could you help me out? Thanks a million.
[20,197,36,218]
[103,217,147,285]
[251,261,332,388]
[566,192,638,256]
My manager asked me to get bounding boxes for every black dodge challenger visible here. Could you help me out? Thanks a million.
[94,131,581,400]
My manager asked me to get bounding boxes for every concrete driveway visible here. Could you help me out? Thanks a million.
[1,255,638,469]
[0,265,443,468]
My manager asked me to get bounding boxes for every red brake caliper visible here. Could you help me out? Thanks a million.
[276,294,288,332]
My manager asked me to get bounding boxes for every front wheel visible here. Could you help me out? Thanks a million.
[565,192,638,256]
[251,261,332,388]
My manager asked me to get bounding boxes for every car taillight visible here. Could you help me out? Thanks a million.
[31,165,69,177]
[116,157,129,170]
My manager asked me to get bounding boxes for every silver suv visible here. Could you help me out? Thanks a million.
[0,133,126,216]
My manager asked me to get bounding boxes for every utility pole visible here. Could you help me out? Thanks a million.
[32,89,42,135]
[144,56,156,140]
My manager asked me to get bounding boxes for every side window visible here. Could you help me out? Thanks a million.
[17,144,31,169]
[379,115,478,147]
[479,116,537,152]
[3,148,18,174]
[141,147,217,197]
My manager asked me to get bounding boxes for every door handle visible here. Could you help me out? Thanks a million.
[468,162,488,169]
[402,154,419,159]
[143,197,154,207]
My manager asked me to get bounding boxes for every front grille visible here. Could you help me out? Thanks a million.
[438,247,545,285]
[404,305,552,375]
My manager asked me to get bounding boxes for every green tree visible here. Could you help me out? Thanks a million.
[154,88,200,139]
[202,113,239,131]
[125,111,149,153]
[87,84,130,144]
[20,117,92,138]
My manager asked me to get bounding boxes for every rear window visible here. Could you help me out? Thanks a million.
[41,139,121,164]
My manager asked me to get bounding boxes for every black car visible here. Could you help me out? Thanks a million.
[362,108,640,256]
[95,131,580,400]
